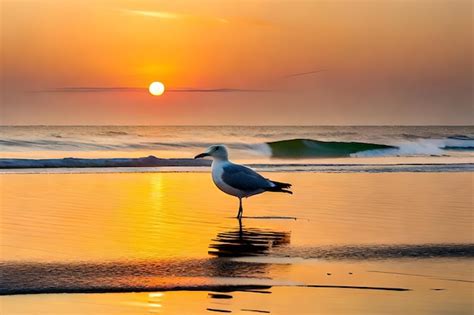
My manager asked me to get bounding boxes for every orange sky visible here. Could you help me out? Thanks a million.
[1,0,472,125]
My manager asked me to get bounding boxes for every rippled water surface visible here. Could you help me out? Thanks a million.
[1,172,473,314]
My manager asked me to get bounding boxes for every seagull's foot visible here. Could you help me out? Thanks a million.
[236,210,243,219]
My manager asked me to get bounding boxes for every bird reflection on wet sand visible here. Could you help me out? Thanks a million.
[208,219,291,258]
[205,219,291,313]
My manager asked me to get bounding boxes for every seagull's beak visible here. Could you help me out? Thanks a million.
[194,152,210,159]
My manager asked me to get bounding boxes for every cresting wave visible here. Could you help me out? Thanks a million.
[265,139,396,158]
[264,137,474,158]
[1,135,473,160]
[2,135,472,170]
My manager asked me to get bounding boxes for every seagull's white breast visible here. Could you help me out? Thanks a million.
[211,160,246,198]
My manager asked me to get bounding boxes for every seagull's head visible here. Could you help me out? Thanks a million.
[194,145,229,160]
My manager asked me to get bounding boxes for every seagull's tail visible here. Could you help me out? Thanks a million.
[267,180,293,194]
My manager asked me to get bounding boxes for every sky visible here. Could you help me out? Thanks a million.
[1,0,472,125]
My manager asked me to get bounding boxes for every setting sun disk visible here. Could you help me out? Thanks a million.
[149,82,165,96]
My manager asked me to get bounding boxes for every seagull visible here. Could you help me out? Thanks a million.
[194,145,292,219]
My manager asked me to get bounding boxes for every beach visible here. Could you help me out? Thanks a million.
[1,171,472,314]
[3,0,473,312]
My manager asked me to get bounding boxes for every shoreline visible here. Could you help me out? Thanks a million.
[0,156,473,173]
[0,283,413,296]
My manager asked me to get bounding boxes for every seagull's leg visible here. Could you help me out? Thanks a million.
[237,197,243,219]
[238,217,243,239]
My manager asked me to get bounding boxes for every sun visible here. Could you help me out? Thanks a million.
[149,82,165,96]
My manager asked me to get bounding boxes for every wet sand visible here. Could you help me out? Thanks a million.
[0,172,473,314]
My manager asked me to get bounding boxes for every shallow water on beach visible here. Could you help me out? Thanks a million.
[1,172,473,314]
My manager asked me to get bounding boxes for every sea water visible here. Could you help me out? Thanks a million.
[0,125,473,172]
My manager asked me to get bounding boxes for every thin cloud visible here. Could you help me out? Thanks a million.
[169,88,271,92]
[284,69,327,78]
[35,87,142,93]
[34,87,272,93]
[123,10,180,19]
[121,9,229,24]
[119,9,275,27]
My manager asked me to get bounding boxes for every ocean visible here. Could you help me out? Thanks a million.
[1,126,473,314]
[0,125,473,172]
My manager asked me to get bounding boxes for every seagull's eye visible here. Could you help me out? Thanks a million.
[215,147,219,151]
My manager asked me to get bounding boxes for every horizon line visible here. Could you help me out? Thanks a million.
[32,87,272,93]
[1,124,472,127]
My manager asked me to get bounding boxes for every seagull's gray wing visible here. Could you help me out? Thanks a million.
[222,163,272,193]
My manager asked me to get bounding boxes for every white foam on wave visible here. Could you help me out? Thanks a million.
[352,138,474,158]
[248,143,273,157]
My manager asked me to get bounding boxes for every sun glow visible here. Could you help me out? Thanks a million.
[149,82,165,96]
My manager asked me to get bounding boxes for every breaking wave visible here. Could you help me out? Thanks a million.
[1,135,473,171]
[265,139,396,158]
[262,136,474,158]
